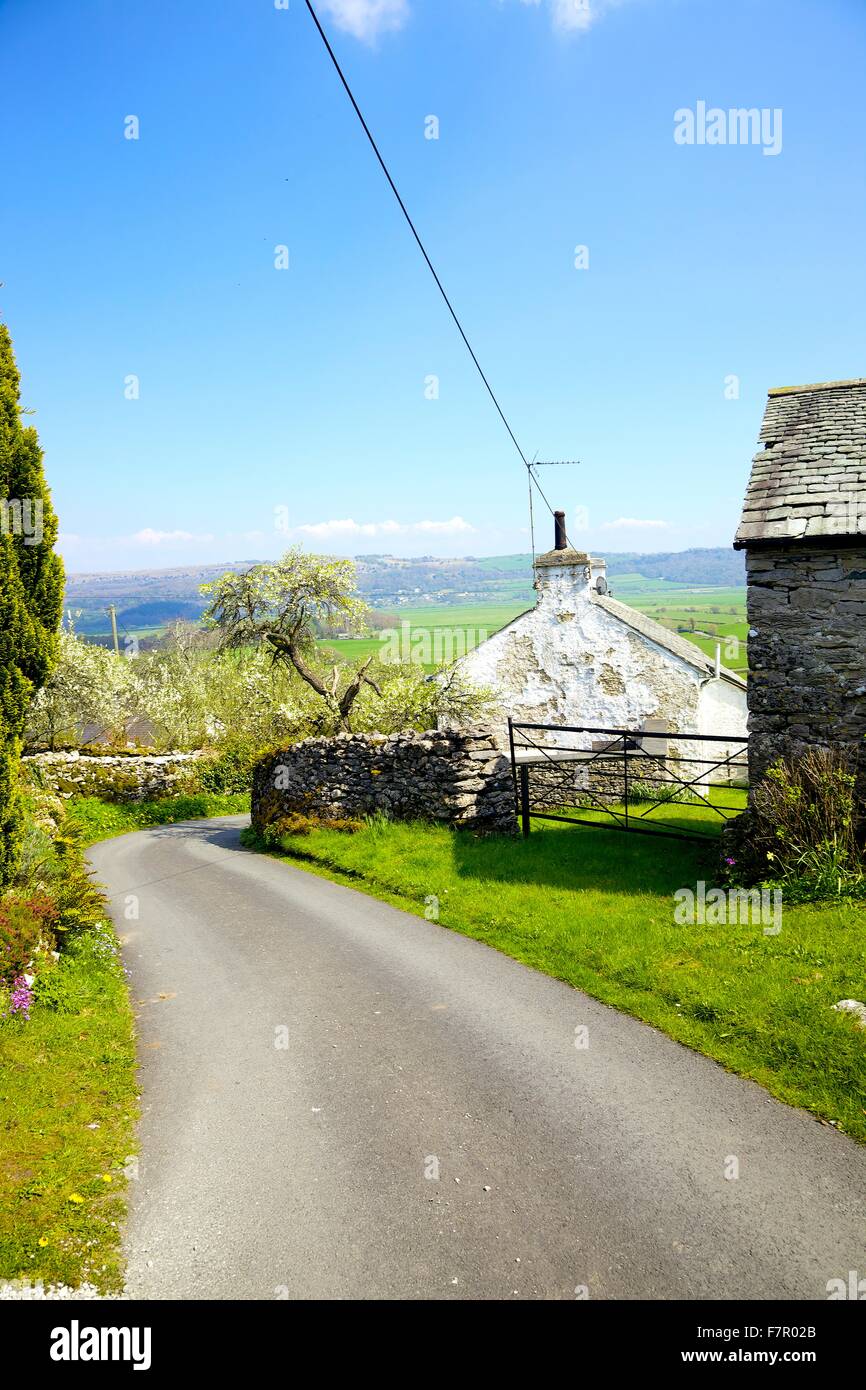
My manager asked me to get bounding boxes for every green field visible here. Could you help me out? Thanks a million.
[319,602,530,669]
[605,576,748,674]
[318,580,748,675]
[77,573,749,676]
[474,554,531,572]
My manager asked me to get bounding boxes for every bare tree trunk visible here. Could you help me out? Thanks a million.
[337,656,382,727]
[264,632,381,731]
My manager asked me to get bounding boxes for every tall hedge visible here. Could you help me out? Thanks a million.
[0,322,64,883]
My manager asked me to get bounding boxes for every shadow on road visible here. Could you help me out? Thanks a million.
[144,817,252,854]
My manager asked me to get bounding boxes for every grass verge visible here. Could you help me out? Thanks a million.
[0,924,137,1294]
[66,791,249,844]
[246,814,866,1141]
[0,790,248,1294]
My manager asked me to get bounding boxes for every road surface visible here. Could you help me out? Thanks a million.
[89,817,866,1300]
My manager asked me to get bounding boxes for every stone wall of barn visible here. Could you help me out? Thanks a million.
[252,727,517,836]
[745,543,866,785]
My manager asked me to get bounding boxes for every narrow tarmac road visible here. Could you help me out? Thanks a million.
[89,817,866,1301]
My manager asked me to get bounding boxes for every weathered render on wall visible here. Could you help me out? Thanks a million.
[454,538,747,755]
[734,379,866,789]
[252,727,517,836]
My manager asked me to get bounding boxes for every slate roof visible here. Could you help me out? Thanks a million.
[591,592,745,688]
[734,378,866,548]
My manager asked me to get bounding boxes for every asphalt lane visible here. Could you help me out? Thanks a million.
[88,817,866,1300]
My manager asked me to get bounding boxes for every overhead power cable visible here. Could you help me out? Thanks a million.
[303,0,579,551]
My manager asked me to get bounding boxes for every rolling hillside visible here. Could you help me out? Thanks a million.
[65,548,744,640]
[63,548,748,673]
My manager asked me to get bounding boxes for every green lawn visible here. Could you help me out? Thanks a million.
[251,812,866,1141]
[553,785,747,838]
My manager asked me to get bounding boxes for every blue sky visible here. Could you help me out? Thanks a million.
[1,0,864,572]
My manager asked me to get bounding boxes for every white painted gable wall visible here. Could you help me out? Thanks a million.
[456,556,748,759]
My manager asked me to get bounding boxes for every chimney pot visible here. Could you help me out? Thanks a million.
[554,510,567,551]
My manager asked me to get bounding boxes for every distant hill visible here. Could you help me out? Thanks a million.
[63,563,254,635]
[64,548,744,634]
[605,548,745,587]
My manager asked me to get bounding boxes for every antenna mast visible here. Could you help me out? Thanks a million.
[528,459,581,566]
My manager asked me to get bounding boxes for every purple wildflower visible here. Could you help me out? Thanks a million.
[8,975,33,1021]
[725,857,736,867]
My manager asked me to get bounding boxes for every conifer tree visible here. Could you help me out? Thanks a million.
[0,321,64,882]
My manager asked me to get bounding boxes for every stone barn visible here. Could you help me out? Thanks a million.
[455,513,748,757]
[733,377,866,790]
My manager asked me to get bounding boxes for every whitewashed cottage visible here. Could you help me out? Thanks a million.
[455,513,748,751]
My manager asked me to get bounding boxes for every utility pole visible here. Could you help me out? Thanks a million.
[107,605,120,657]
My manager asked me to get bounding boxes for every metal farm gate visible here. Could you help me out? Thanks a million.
[508,719,748,842]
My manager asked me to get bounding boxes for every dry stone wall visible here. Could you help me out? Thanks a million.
[252,727,517,836]
[24,750,211,802]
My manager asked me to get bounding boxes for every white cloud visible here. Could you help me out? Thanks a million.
[518,0,635,34]
[600,517,670,530]
[413,516,475,535]
[295,516,475,540]
[295,518,398,539]
[318,0,409,42]
[132,528,215,546]
[317,1,632,44]
[550,0,595,31]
